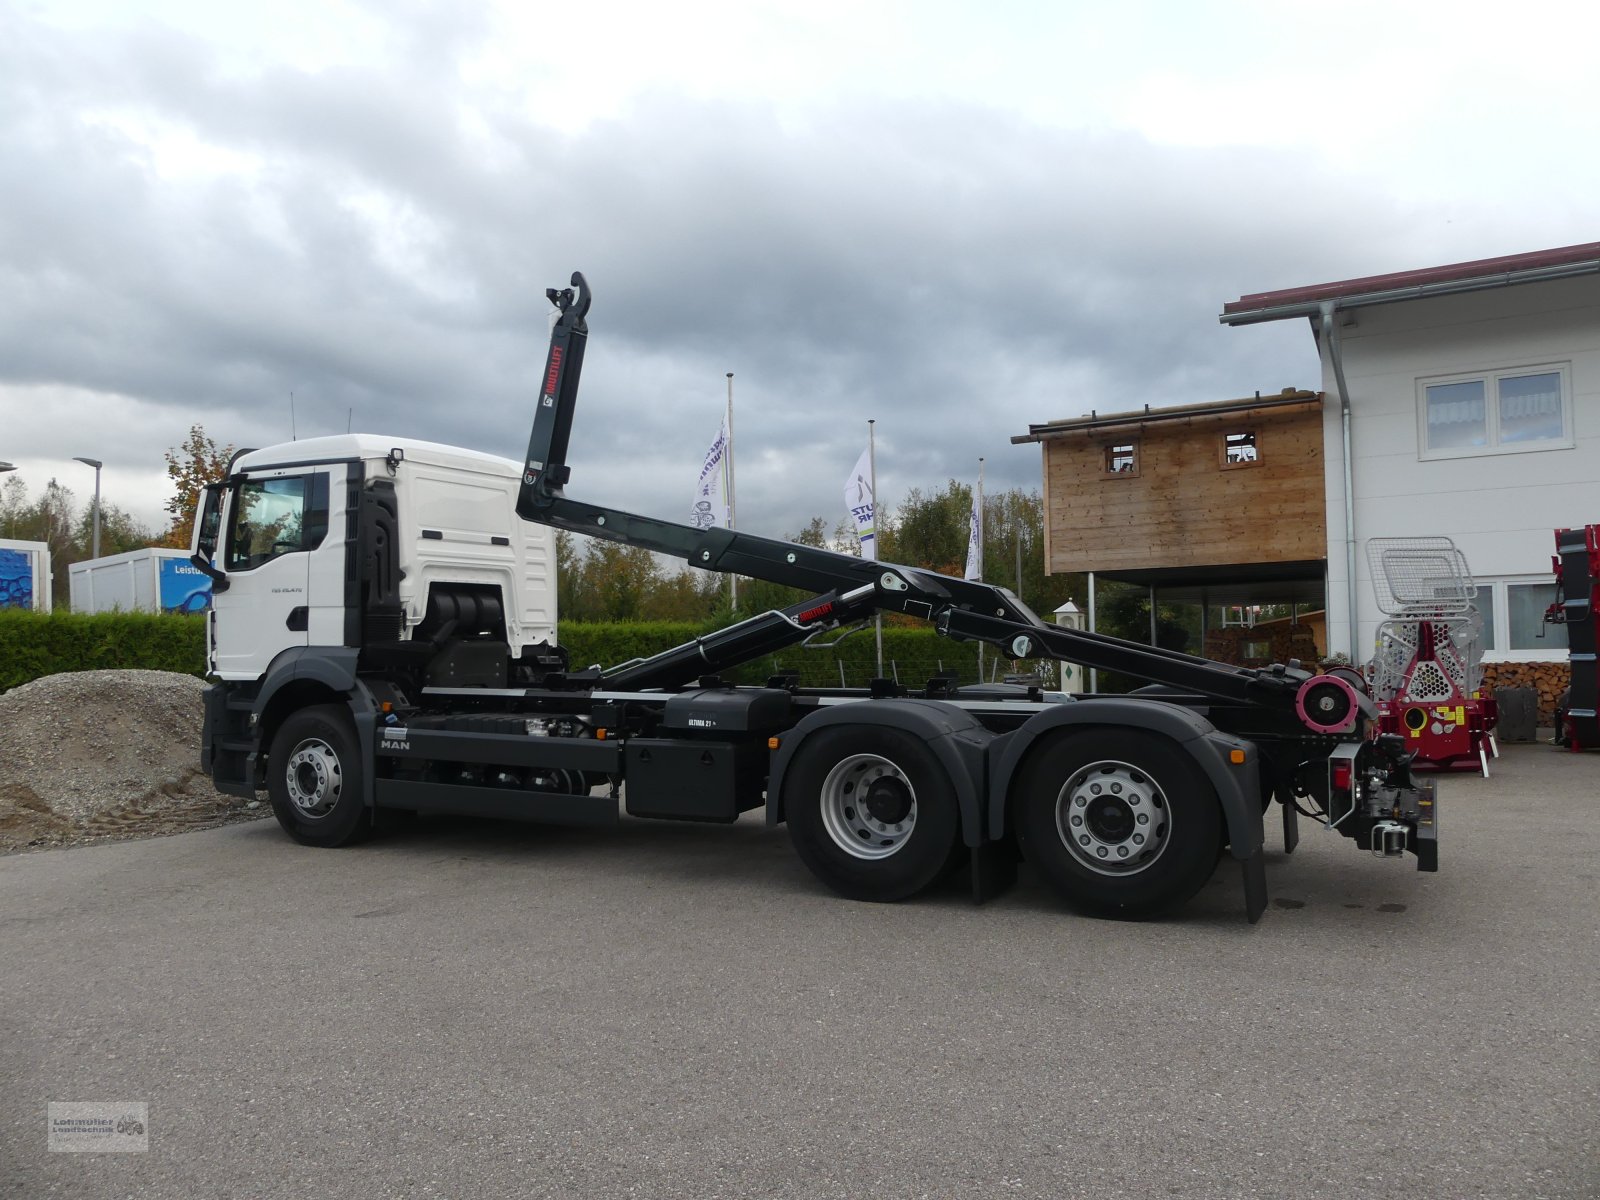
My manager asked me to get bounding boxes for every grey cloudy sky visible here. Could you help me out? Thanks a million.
[3,0,1597,541]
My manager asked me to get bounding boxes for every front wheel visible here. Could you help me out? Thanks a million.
[784,726,961,902]
[1014,729,1222,918]
[267,705,370,847]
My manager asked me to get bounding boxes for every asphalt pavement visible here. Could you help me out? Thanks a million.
[2,743,1596,1199]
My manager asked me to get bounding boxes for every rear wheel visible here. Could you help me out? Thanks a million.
[784,726,960,902]
[267,705,370,847]
[1014,729,1221,917]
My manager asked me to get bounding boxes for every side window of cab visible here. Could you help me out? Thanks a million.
[224,473,330,572]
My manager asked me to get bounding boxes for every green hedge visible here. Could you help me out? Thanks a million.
[0,612,992,693]
[0,610,208,691]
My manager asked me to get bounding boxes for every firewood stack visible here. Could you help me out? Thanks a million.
[1479,661,1571,725]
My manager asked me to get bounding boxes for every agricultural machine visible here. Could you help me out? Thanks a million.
[1365,537,1498,775]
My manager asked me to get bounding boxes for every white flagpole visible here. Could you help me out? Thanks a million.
[976,456,985,682]
[726,371,736,613]
[869,418,882,678]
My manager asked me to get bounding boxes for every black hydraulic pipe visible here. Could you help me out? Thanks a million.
[939,609,1313,709]
[603,591,871,690]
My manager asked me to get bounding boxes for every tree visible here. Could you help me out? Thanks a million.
[884,481,972,576]
[792,517,828,549]
[0,478,78,603]
[638,566,720,622]
[72,502,154,559]
[554,531,585,623]
[0,475,26,540]
[160,424,235,549]
[0,475,160,605]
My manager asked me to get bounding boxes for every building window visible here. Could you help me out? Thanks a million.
[1472,578,1568,659]
[1221,429,1259,468]
[1418,364,1571,459]
[1103,442,1138,476]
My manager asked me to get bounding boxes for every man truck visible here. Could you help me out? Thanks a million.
[192,272,1437,922]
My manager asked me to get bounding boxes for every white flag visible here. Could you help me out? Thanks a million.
[844,447,876,560]
[964,490,982,580]
[691,418,730,531]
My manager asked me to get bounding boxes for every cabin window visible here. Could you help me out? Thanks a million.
[1222,429,1259,468]
[1103,442,1138,476]
[225,473,330,572]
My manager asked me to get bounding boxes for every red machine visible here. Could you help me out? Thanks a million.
[1366,538,1498,776]
[1549,525,1599,750]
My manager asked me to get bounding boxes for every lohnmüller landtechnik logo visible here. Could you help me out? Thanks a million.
[47,1102,149,1153]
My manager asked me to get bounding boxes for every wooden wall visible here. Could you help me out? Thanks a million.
[1042,400,1326,575]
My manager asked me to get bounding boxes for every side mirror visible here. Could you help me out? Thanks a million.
[189,482,230,592]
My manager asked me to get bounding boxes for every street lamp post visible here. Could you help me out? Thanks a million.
[73,457,102,560]
[0,464,13,537]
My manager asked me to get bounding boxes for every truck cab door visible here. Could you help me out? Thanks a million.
[211,467,337,681]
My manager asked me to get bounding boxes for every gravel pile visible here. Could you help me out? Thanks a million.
[0,670,261,853]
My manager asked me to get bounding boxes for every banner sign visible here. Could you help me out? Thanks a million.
[844,447,876,561]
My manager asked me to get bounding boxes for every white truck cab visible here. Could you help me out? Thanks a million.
[192,435,556,682]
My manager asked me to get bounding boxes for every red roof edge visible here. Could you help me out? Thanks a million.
[1223,241,1600,315]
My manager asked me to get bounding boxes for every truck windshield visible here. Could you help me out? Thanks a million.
[225,474,329,571]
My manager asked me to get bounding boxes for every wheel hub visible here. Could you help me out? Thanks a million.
[1084,795,1134,843]
[819,753,918,860]
[1055,759,1170,876]
[284,737,343,819]
[863,777,913,825]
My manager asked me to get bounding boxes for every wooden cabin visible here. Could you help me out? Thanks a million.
[1013,390,1327,650]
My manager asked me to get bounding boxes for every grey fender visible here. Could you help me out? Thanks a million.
[987,698,1262,860]
[252,646,378,805]
[767,699,996,847]
[255,645,361,712]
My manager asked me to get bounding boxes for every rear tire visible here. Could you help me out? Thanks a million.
[267,705,370,847]
[1014,729,1222,918]
[784,726,960,902]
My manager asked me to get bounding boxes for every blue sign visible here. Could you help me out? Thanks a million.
[0,548,34,610]
[158,558,212,614]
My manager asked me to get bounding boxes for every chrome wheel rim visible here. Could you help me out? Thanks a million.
[819,753,917,860]
[284,737,343,819]
[1054,759,1170,876]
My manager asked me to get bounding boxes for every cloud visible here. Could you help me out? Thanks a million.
[0,2,1593,564]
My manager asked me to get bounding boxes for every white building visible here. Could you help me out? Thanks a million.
[1222,241,1600,668]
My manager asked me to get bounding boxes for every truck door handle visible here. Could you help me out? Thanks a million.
[286,606,309,632]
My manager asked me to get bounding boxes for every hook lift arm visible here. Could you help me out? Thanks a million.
[515,272,1356,724]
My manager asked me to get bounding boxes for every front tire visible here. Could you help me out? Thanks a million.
[267,705,370,847]
[784,726,960,902]
[1014,729,1222,918]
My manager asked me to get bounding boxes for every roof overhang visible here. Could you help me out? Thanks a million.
[1013,390,1320,444]
[1219,241,1600,327]
[1095,559,1326,607]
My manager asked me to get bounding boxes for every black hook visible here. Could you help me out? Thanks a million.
[546,272,592,326]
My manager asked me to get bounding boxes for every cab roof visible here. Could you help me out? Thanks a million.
[232,435,521,476]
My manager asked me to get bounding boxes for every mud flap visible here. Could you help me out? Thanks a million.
[968,841,1017,905]
[1242,847,1268,924]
